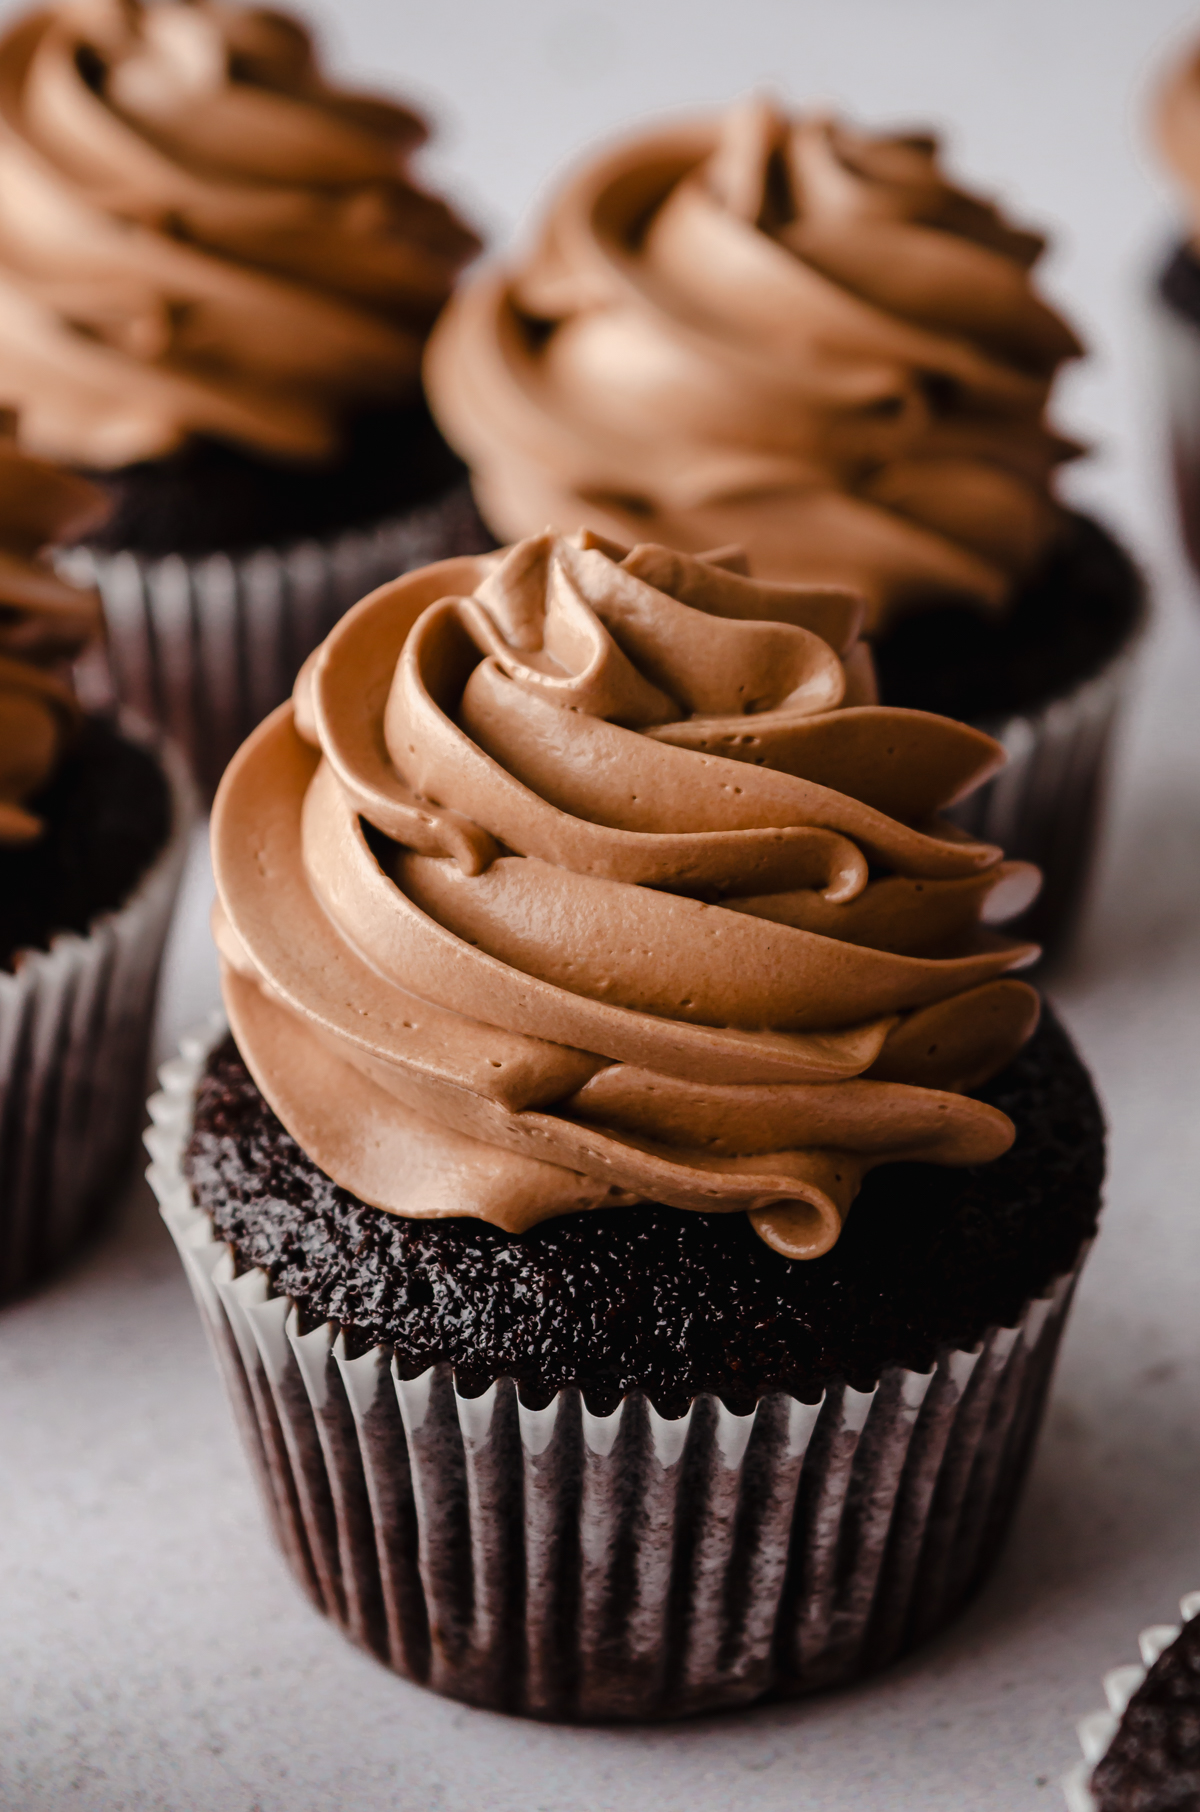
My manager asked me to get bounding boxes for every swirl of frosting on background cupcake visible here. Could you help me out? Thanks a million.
[0,411,104,839]
[427,100,1082,635]
[1157,38,1200,244]
[0,0,480,467]
[213,531,1042,1259]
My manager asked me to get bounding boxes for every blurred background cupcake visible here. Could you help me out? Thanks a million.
[1152,35,1200,597]
[427,101,1146,956]
[0,0,482,797]
[151,533,1103,1718]
[1063,1586,1200,1810]
[0,413,190,1302]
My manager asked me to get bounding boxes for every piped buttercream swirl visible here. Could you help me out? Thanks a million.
[213,532,1041,1260]
[427,100,1081,635]
[0,411,104,840]
[0,0,480,467]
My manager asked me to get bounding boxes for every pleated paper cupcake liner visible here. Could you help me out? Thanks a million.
[1062,1589,1200,1811]
[148,1019,1089,1721]
[950,648,1137,960]
[57,480,492,801]
[0,713,193,1303]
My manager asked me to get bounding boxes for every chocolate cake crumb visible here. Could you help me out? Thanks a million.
[74,397,474,557]
[1092,1615,1200,1812]
[872,511,1141,722]
[184,1006,1103,1417]
[0,715,171,970]
[1161,241,1200,331]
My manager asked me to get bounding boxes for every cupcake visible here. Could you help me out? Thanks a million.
[426,101,1144,954]
[150,532,1103,1718]
[1064,1589,1200,1810]
[1153,42,1200,588]
[0,0,484,797]
[0,415,190,1302]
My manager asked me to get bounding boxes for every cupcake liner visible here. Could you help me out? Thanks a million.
[57,480,492,801]
[949,649,1136,958]
[0,712,193,1302]
[149,1020,1089,1721]
[1062,1589,1200,1811]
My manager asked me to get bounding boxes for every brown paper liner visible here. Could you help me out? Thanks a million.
[58,482,493,801]
[949,649,1137,960]
[150,1022,1089,1721]
[0,714,193,1302]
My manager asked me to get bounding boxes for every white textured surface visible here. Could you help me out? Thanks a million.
[4,1,1200,1807]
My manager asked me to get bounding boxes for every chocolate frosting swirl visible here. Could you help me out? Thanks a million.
[0,411,104,840]
[1158,41,1200,248]
[213,532,1040,1260]
[427,100,1082,634]
[0,0,480,467]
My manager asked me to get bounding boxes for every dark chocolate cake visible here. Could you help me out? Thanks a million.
[871,512,1143,724]
[75,400,487,560]
[1091,1614,1200,1812]
[1157,243,1200,585]
[1160,241,1200,331]
[185,1006,1103,1418]
[0,715,171,971]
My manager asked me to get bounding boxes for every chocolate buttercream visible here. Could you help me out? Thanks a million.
[0,0,480,467]
[213,534,1040,1260]
[1158,40,1200,251]
[427,101,1081,635]
[0,412,104,840]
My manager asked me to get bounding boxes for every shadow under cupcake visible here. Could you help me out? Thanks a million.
[152,534,1104,1718]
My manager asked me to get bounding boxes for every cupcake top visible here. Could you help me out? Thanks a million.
[427,99,1082,635]
[0,0,481,468]
[0,411,104,840]
[212,531,1041,1261]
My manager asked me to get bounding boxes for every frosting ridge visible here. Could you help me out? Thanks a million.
[213,532,1041,1260]
[0,411,104,839]
[427,100,1081,634]
[0,0,480,466]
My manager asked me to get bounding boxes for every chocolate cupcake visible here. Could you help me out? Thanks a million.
[0,0,484,797]
[150,534,1103,1717]
[1064,1590,1200,1811]
[0,418,190,1302]
[1152,43,1200,591]
[426,102,1144,954]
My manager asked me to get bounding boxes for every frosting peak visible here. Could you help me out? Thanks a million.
[0,412,104,840]
[427,100,1082,634]
[213,533,1040,1261]
[0,0,481,467]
